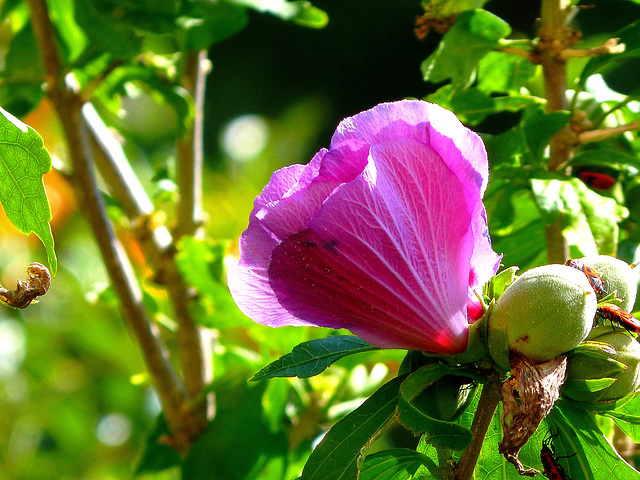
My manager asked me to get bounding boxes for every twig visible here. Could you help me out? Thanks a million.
[175,49,213,424]
[175,50,208,240]
[454,380,502,480]
[578,120,640,144]
[26,0,194,453]
[558,38,624,60]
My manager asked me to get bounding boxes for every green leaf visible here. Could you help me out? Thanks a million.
[183,381,289,480]
[477,51,538,92]
[487,265,519,300]
[231,0,328,28]
[552,401,640,480]
[251,335,380,381]
[300,375,405,480]
[419,0,489,16]
[397,364,474,450]
[421,9,511,88]
[607,393,640,442]
[359,449,436,480]
[175,237,250,329]
[133,415,182,475]
[571,148,640,171]
[530,178,626,257]
[580,20,640,93]
[522,107,571,164]
[178,1,249,50]
[0,107,57,275]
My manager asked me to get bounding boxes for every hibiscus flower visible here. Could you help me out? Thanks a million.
[228,100,501,355]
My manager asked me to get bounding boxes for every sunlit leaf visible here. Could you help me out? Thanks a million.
[251,335,379,381]
[421,9,510,88]
[231,0,328,28]
[300,375,405,480]
[0,107,56,275]
[477,51,538,92]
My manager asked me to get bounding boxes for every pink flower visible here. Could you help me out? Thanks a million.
[228,100,501,355]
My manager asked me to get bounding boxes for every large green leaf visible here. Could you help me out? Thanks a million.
[0,108,57,275]
[530,178,626,257]
[421,9,511,88]
[183,381,289,480]
[251,335,380,381]
[300,375,405,480]
[553,401,640,480]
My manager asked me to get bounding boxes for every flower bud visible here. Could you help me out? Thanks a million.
[578,255,638,310]
[562,329,640,404]
[488,265,597,364]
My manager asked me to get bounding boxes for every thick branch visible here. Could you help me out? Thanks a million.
[27,0,195,452]
[538,0,574,262]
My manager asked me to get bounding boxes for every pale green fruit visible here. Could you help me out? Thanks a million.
[488,264,597,364]
[578,255,638,310]
[563,329,640,403]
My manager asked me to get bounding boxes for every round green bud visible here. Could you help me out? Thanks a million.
[563,329,640,403]
[578,255,638,311]
[488,264,597,364]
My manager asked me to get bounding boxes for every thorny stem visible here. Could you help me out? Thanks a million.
[27,0,198,453]
[454,380,502,480]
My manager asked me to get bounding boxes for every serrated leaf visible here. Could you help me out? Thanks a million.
[0,108,56,275]
[300,375,405,480]
[251,335,379,381]
[421,9,510,88]
[360,449,436,480]
[397,364,473,449]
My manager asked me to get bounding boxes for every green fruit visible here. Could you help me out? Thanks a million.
[563,329,640,403]
[488,264,597,364]
[578,255,638,310]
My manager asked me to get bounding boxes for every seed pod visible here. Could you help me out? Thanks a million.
[488,265,597,364]
[562,328,640,404]
[578,255,638,311]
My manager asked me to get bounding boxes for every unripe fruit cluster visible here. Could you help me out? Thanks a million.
[487,256,640,405]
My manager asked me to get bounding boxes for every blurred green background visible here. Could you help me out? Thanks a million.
[3,0,640,478]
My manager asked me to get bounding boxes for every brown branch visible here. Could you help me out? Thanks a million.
[559,37,625,60]
[538,0,575,263]
[454,380,502,480]
[82,74,213,427]
[578,120,640,144]
[495,46,538,63]
[26,0,196,453]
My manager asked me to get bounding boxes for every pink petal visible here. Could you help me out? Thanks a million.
[268,138,474,353]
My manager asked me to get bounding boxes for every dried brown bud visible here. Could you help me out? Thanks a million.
[0,262,51,308]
